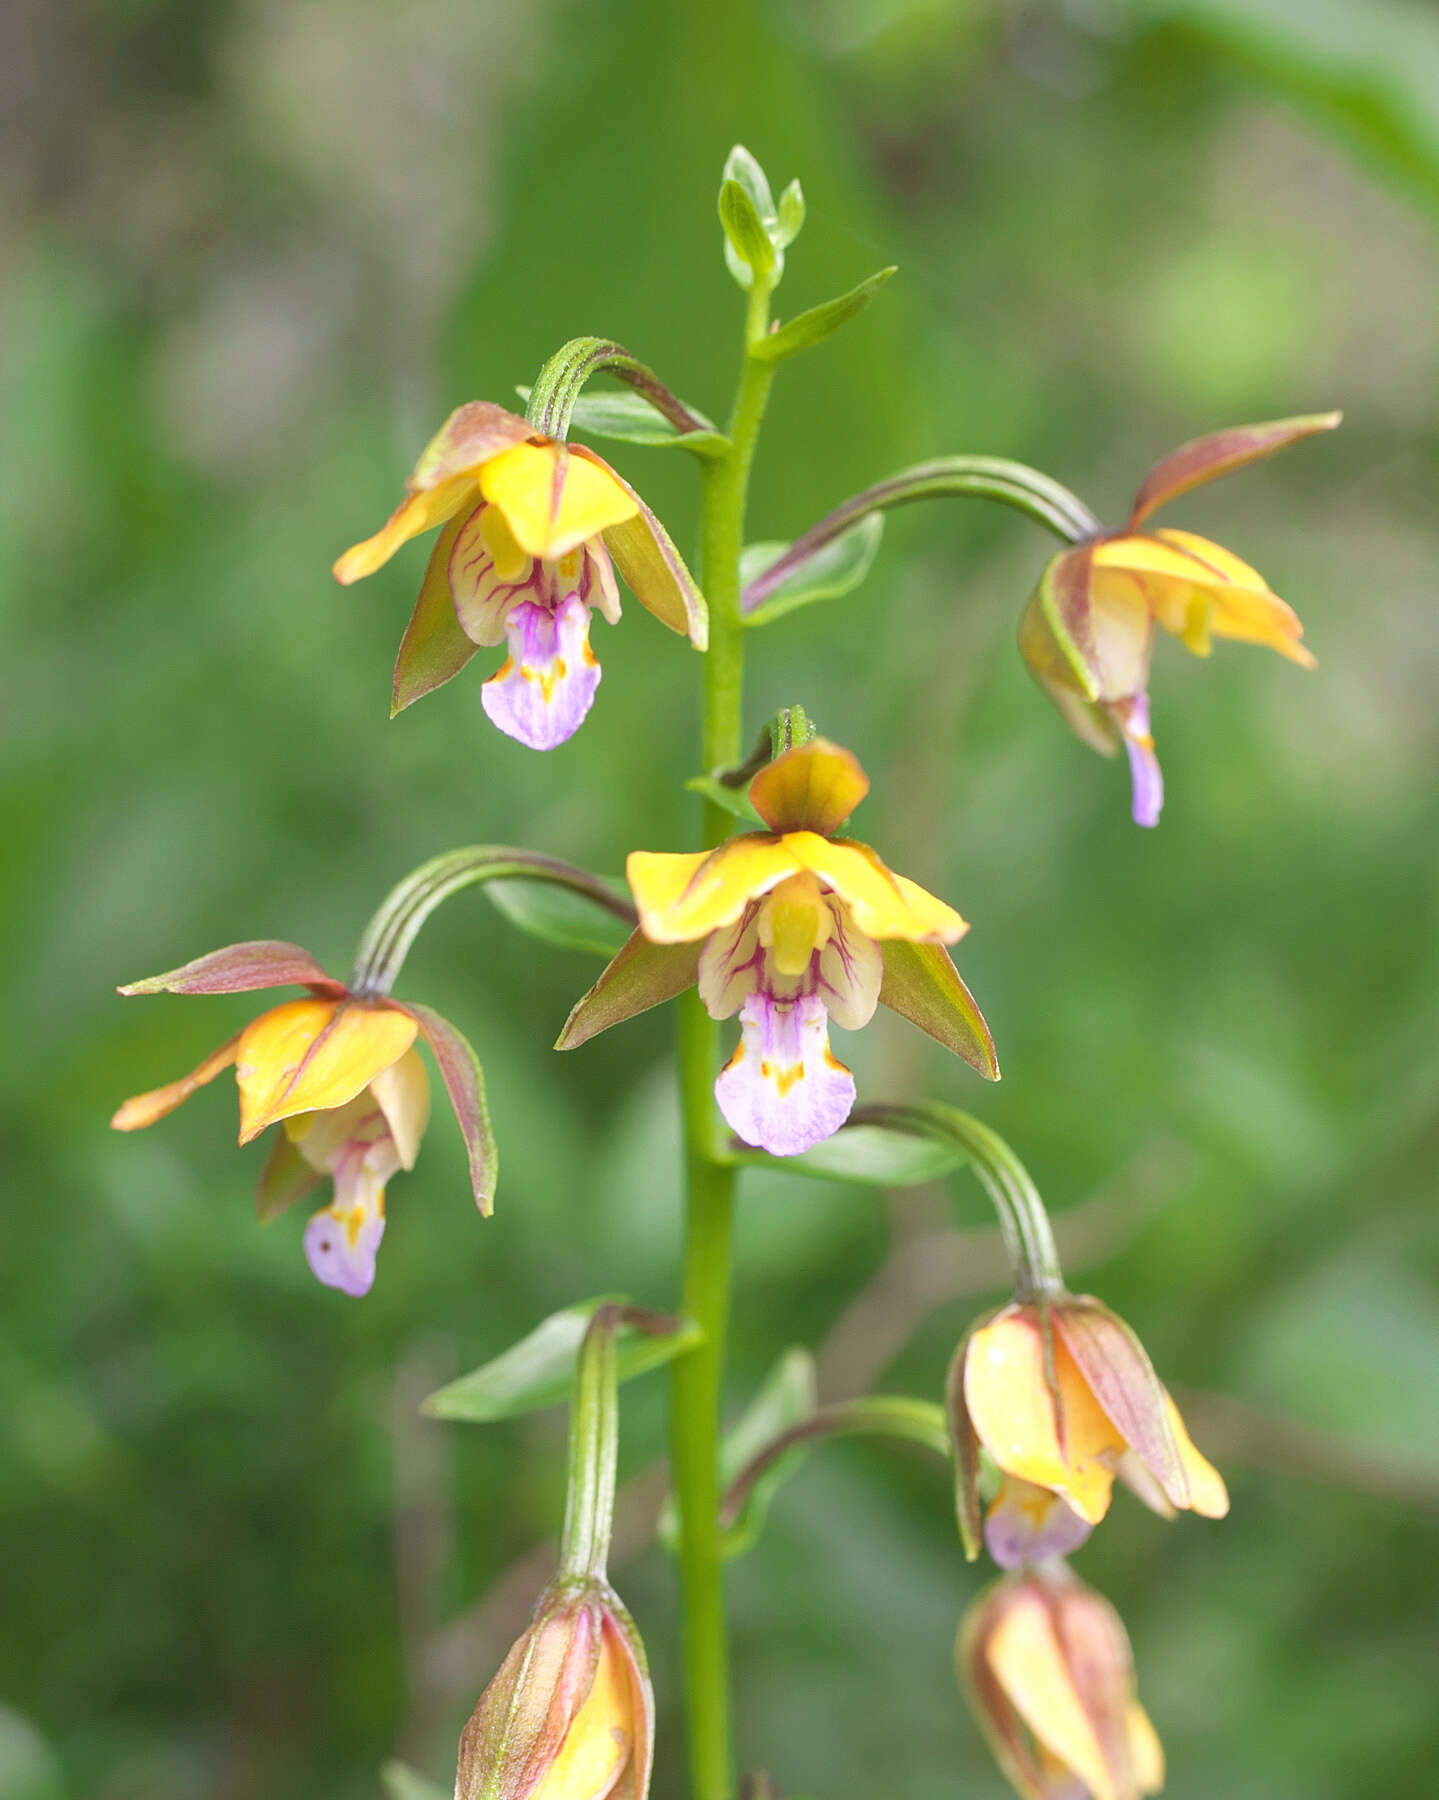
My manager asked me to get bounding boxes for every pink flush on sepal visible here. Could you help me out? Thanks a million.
[481,594,603,751]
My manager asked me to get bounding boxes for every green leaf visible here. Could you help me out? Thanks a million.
[775,178,806,247]
[381,1762,449,1800]
[751,267,896,364]
[723,144,776,219]
[684,775,766,827]
[423,1296,703,1423]
[740,515,884,627]
[484,874,633,959]
[659,1349,818,1559]
[717,1349,819,1559]
[515,386,728,457]
[727,1121,965,1186]
[719,178,777,288]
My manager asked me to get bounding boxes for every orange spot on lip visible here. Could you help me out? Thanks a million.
[773,1062,804,1096]
[494,657,515,681]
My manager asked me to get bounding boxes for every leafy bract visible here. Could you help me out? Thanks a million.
[423,1296,702,1423]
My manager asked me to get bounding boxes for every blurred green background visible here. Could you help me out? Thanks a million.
[4,0,1438,1795]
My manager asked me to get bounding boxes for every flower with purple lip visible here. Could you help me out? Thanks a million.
[1019,411,1338,825]
[334,401,707,749]
[558,737,998,1157]
[110,939,494,1296]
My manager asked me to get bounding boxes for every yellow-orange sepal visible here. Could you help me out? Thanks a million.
[950,1296,1227,1544]
[234,998,419,1144]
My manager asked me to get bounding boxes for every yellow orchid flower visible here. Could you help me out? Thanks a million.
[960,1564,1164,1800]
[559,736,996,1156]
[334,401,706,749]
[111,939,494,1295]
[1020,411,1338,823]
[949,1294,1227,1550]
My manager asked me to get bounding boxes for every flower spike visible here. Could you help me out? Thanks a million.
[336,398,706,748]
[559,736,996,1157]
[111,939,495,1295]
[1020,410,1338,825]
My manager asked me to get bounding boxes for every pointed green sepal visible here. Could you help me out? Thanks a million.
[878,939,999,1079]
[740,515,884,628]
[751,267,897,365]
[946,1328,986,1561]
[423,1295,702,1425]
[254,1129,322,1222]
[556,929,701,1051]
[391,511,478,714]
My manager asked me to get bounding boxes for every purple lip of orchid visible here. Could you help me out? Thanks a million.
[1108,691,1164,829]
[714,991,857,1157]
[302,1137,394,1297]
[481,593,604,751]
[983,1483,1094,1571]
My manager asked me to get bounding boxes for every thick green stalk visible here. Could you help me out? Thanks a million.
[670,277,776,1800]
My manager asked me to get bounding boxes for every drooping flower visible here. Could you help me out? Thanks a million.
[948,1293,1227,1558]
[334,402,707,750]
[110,939,494,1295]
[1020,412,1338,825]
[960,1564,1164,1800]
[453,1578,653,1800]
[558,737,997,1156]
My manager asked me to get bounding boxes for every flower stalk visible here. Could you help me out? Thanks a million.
[670,261,779,1800]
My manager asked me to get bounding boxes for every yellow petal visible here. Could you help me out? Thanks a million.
[333,476,481,583]
[749,738,870,836]
[627,840,799,943]
[758,872,830,977]
[110,1033,242,1132]
[1163,1390,1229,1518]
[784,835,965,943]
[370,1046,431,1171]
[1153,528,1315,666]
[479,441,637,561]
[964,1312,1124,1525]
[987,1591,1118,1800]
[235,1000,418,1143]
[530,1624,634,1800]
[1127,1702,1166,1795]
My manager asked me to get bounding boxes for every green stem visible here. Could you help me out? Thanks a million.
[670,275,777,1800]
[558,1305,621,1583]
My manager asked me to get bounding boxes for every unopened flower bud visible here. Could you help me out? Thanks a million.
[959,1564,1164,1800]
[454,1579,652,1800]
